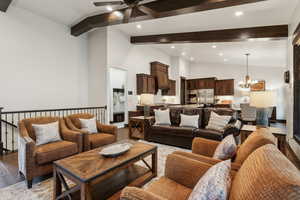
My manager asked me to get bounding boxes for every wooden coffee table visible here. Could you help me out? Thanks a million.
[53,140,157,200]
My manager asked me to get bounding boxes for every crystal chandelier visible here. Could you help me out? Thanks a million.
[239,53,257,88]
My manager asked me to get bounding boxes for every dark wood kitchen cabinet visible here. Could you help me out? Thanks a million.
[215,79,234,96]
[187,78,216,90]
[162,80,176,96]
[151,61,169,90]
[136,74,155,95]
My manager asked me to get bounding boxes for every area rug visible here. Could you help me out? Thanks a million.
[0,141,190,200]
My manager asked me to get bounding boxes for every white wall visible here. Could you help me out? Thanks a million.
[0,7,89,111]
[107,27,172,122]
[287,1,300,158]
[189,62,286,119]
[87,28,108,107]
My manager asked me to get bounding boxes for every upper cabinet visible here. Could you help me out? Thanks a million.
[151,61,170,90]
[162,80,176,96]
[136,74,155,95]
[187,78,216,90]
[215,79,234,96]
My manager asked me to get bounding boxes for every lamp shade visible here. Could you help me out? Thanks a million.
[140,94,154,105]
[250,91,276,108]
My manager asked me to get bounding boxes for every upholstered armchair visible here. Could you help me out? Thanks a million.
[174,128,277,168]
[121,153,237,200]
[18,117,83,188]
[65,113,117,151]
[121,144,300,200]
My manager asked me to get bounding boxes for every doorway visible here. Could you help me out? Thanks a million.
[109,68,127,127]
[180,77,187,105]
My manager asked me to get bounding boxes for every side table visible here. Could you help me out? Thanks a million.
[240,125,287,155]
[129,116,154,140]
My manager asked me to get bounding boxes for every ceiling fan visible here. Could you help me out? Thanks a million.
[93,0,158,22]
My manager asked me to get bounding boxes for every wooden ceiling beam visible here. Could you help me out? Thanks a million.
[0,0,12,12]
[130,25,289,44]
[71,0,267,36]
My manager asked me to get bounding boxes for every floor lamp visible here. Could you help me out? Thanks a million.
[250,91,276,127]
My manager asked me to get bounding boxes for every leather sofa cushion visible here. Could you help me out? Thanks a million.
[235,128,276,164]
[36,141,78,165]
[230,144,300,200]
[169,107,184,126]
[203,108,234,128]
[195,129,223,141]
[146,177,192,200]
[89,133,116,149]
[151,125,195,137]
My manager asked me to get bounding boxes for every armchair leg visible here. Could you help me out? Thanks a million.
[27,179,33,189]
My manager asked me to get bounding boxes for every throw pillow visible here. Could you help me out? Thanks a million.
[79,117,98,134]
[180,114,199,128]
[206,112,232,132]
[213,134,237,160]
[32,121,61,146]
[188,159,232,200]
[154,109,171,125]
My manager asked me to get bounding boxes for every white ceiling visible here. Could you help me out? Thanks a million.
[10,0,297,67]
[115,0,299,36]
[146,40,287,67]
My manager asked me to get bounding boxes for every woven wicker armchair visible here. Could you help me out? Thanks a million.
[18,117,83,188]
[65,113,117,151]
[174,128,277,169]
[121,144,300,200]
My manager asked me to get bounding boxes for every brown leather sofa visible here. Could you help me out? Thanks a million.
[174,128,277,169]
[18,117,82,188]
[65,113,117,151]
[121,144,300,200]
[145,107,240,149]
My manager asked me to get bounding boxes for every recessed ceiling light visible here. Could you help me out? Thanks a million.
[171,46,175,49]
[190,57,195,61]
[224,58,228,62]
[212,45,217,48]
[182,52,186,56]
[235,11,244,17]
[113,11,123,18]
[249,38,255,42]
[136,24,142,29]
[106,5,113,12]
[219,53,223,56]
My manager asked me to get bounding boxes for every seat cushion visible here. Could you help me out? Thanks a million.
[36,141,78,165]
[146,177,192,200]
[230,144,300,200]
[195,129,223,141]
[235,128,276,164]
[89,133,116,149]
[151,125,195,137]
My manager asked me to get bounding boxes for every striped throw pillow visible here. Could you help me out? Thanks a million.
[206,112,232,132]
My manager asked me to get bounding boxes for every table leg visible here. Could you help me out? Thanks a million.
[53,165,62,200]
[81,183,92,200]
[152,149,158,177]
[128,120,133,139]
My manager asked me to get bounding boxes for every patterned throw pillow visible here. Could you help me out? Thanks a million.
[213,135,237,160]
[79,117,98,134]
[188,160,232,200]
[32,121,62,145]
[206,112,232,132]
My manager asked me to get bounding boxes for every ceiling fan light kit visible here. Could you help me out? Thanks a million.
[93,0,158,23]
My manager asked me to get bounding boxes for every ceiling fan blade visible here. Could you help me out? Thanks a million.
[123,7,133,23]
[138,5,158,18]
[93,1,124,7]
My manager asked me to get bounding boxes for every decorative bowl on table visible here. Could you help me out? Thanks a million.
[99,143,132,157]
